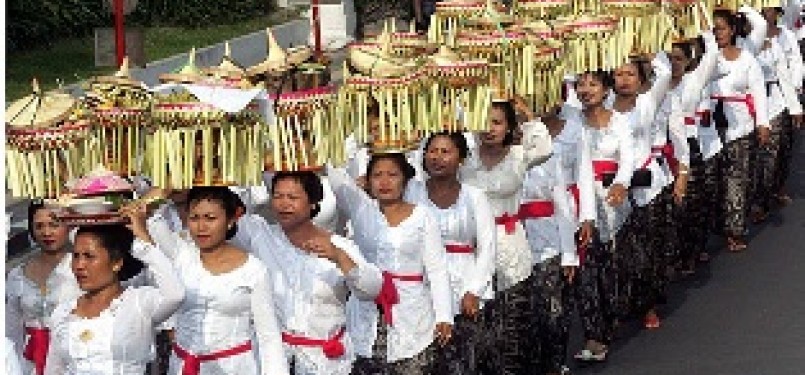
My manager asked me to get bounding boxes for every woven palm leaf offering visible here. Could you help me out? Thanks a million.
[345,35,428,153]
[455,28,527,101]
[461,0,519,31]
[516,22,567,113]
[426,44,492,133]
[149,48,266,188]
[265,85,341,172]
[84,57,152,177]
[247,28,316,93]
[512,0,571,19]
[360,20,438,58]
[561,12,620,74]
[202,41,254,89]
[430,0,489,43]
[665,0,712,41]
[6,79,92,198]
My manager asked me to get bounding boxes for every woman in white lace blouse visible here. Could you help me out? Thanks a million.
[144,187,291,375]
[44,220,184,375]
[328,153,453,375]
[6,201,82,375]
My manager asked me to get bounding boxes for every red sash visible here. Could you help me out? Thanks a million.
[172,341,253,375]
[518,200,555,219]
[23,327,50,375]
[445,244,475,254]
[375,271,424,325]
[592,160,619,181]
[495,213,519,234]
[711,94,757,125]
[282,327,346,359]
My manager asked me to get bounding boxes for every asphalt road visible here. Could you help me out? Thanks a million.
[572,131,805,375]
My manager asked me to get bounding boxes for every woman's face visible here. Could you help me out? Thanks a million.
[72,233,121,292]
[713,16,735,48]
[31,208,71,253]
[424,136,463,178]
[481,106,509,146]
[187,199,234,251]
[368,159,407,202]
[576,74,607,108]
[670,46,691,79]
[271,178,314,230]
[614,63,641,97]
[762,8,779,25]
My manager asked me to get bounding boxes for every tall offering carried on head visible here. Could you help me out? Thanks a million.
[85,57,153,177]
[6,79,92,198]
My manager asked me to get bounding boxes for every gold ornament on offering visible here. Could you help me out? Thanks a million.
[6,79,91,198]
[431,0,489,43]
[85,57,152,177]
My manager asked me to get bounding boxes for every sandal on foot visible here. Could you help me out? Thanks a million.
[644,314,661,329]
[776,194,793,206]
[574,347,608,362]
[698,252,711,262]
[727,237,747,252]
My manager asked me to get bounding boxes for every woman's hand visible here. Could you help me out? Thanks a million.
[512,94,536,121]
[578,220,594,249]
[606,183,628,207]
[460,293,480,320]
[120,201,152,244]
[435,323,453,346]
[672,174,689,205]
[757,127,771,145]
[563,266,577,284]
[301,236,342,262]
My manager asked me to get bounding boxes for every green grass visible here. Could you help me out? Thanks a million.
[6,8,302,102]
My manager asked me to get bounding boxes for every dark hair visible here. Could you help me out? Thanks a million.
[186,186,240,240]
[628,58,651,85]
[366,153,417,188]
[576,70,614,89]
[713,9,746,45]
[75,225,144,282]
[491,101,518,146]
[27,199,48,235]
[422,131,471,166]
[271,171,325,218]
[672,40,697,72]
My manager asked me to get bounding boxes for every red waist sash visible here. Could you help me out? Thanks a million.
[173,341,253,375]
[375,271,424,326]
[282,327,347,359]
[518,200,555,219]
[24,327,50,375]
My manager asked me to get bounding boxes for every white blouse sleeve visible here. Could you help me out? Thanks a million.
[669,107,691,167]
[4,270,24,354]
[521,119,553,170]
[746,55,771,128]
[129,240,185,325]
[421,211,454,325]
[646,52,673,110]
[5,337,23,375]
[146,207,186,261]
[327,165,375,221]
[335,237,383,301]
[784,29,804,89]
[551,154,579,266]
[740,6,768,56]
[613,120,636,187]
[251,267,292,375]
[577,129,596,223]
[683,32,719,111]
[463,191,497,298]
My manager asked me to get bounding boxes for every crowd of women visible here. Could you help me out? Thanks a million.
[5,4,803,375]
